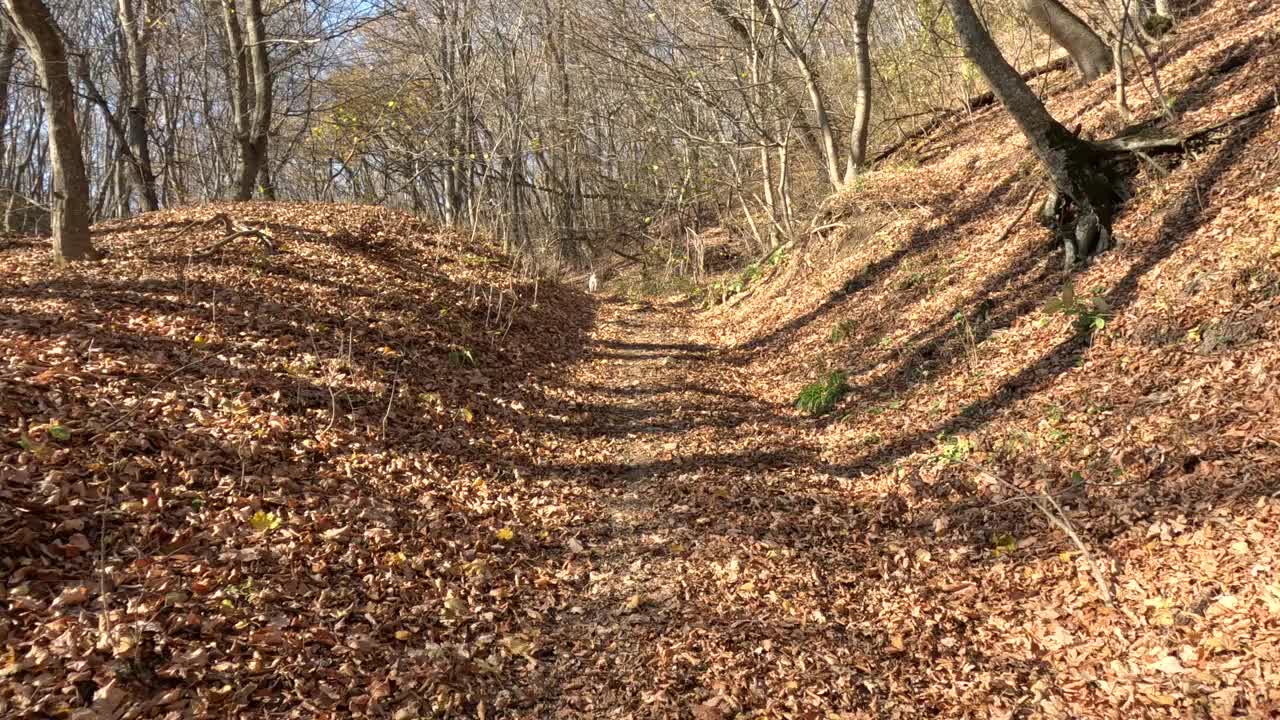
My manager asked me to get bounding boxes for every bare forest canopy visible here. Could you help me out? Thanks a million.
[1,0,1237,269]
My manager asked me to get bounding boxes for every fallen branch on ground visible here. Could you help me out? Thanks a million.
[964,461,1116,607]
[991,182,1044,246]
[1095,95,1279,154]
[190,213,277,259]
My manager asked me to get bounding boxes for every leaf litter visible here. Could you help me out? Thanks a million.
[3,2,1280,717]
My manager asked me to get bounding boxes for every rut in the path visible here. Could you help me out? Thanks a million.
[514,298,861,716]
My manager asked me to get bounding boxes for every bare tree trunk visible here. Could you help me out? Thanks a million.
[222,0,252,199]
[75,57,152,216]
[223,0,271,201]
[116,0,159,210]
[708,0,824,171]
[3,0,98,260]
[1022,0,1113,81]
[766,0,843,191]
[5,112,39,231]
[438,2,460,224]
[948,0,1116,265]
[760,143,777,245]
[1113,20,1128,117]
[113,155,129,217]
[245,0,272,200]
[844,0,875,182]
[0,26,18,175]
[543,0,579,265]
[258,159,276,200]
[777,133,794,234]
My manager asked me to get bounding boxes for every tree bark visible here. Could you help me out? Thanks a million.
[1113,35,1127,116]
[776,134,794,233]
[223,0,271,201]
[0,24,18,174]
[438,0,462,224]
[222,0,252,199]
[844,0,875,182]
[244,0,272,199]
[115,0,159,210]
[3,0,98,260]
[1022,0,1113,81]
[766,0,843,191]
[948,0,1116,265]
[257,158,276,200]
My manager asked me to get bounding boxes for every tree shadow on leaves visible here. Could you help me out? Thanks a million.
[729,172,1022,359]
[819,94,1272,481]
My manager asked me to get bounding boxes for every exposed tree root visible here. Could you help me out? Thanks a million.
[1043,96,1277,268]
[191,212,277,259]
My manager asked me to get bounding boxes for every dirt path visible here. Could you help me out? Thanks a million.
[7,196,1280,718]
[508,298,907,717]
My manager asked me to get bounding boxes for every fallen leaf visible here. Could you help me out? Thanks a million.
[249,510,281,533]
[52,586,90,608]
[1149,655,1185,674]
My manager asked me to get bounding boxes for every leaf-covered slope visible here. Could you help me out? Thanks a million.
[1,203,593,716]
[695,0,1280,713]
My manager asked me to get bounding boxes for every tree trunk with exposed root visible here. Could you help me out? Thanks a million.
[950,0,1118,266]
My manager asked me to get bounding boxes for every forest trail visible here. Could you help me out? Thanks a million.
[9,49,1280,708]
[3,199,1279,717]
[519,296,861,716]
[4,0,1280,712]
[9,207,968,719]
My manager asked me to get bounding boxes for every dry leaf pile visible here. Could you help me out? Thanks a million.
[2,203,596,718]
[690,0,1280,715]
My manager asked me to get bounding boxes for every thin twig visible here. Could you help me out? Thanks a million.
[964,461,1116,607]
[809,222,851,235]
[100,356,206,433]
[380,363,400,440]
[991,182,1043,246]
[149,218,206,249]
[191,228,277,259]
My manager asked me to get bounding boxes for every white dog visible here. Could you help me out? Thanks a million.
[587,271,599,293]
